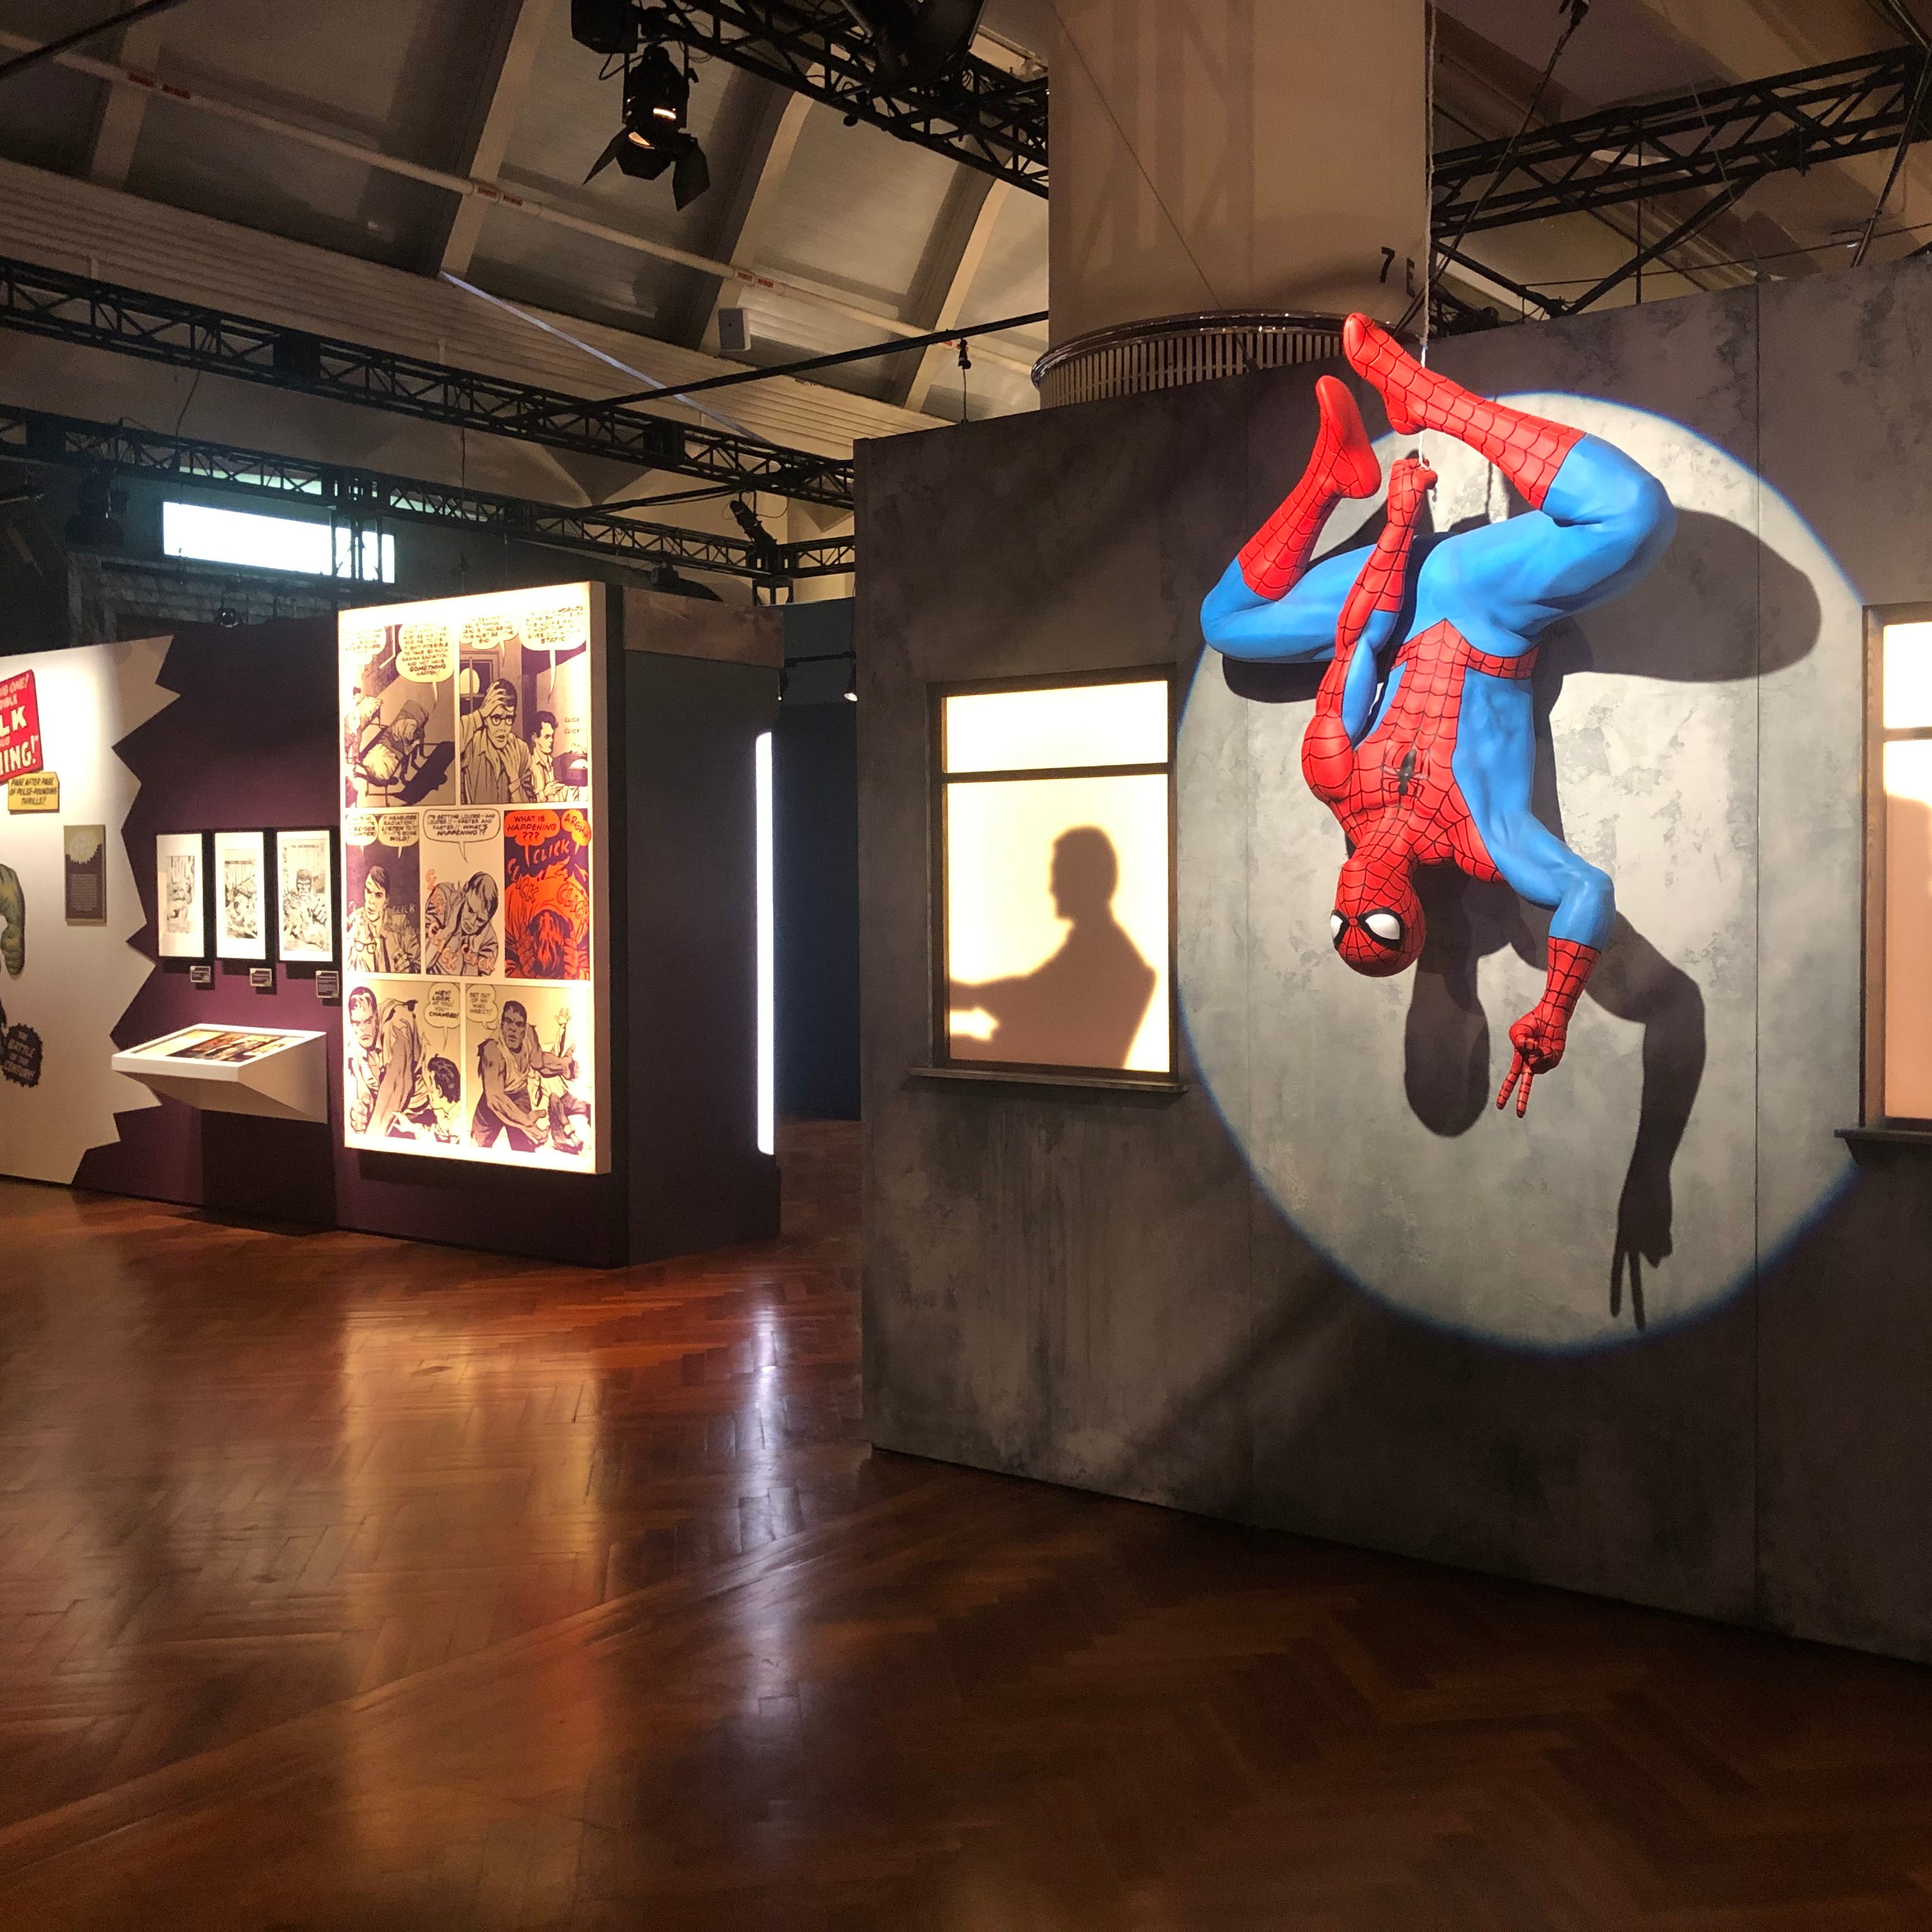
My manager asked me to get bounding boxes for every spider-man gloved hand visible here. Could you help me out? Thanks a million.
[1496,936,1598,1117]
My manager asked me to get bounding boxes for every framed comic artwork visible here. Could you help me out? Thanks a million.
[275,829,335,964]
[155,831,209,960]
[338,583,607,1173]
[211,830,270,963]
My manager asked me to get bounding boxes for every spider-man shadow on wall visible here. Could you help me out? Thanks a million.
[1200,317,1821,1322]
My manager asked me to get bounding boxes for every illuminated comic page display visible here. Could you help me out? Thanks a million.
[940,678,1172,1077]
[339,585,602,1170]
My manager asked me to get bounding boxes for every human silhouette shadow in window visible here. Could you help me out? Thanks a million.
[950,826,1158,1070]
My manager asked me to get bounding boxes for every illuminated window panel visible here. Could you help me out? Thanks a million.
[1883,621,1932,730]
[937,674,1172,1078]
[1871,616,1932,1121]
[164,502,395,583]
[944,678,1168,775]
[1883,737,1932,1117]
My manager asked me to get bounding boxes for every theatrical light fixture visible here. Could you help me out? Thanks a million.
[843,662,858,704]
[841,0,988,91]
[583,34,712,210]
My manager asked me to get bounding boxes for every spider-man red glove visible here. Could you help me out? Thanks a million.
[1495,937,1598,1118]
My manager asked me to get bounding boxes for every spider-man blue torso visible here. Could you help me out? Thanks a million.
[1200,316,1675,1114]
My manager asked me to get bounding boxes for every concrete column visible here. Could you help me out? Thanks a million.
[1048,0,1429,343]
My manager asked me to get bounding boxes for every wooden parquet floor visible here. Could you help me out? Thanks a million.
[3,1125,1932,1928]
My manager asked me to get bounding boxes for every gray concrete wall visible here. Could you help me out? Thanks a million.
[857,255,1932,1660]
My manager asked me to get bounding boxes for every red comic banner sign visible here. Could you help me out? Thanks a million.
[0,670,43,781]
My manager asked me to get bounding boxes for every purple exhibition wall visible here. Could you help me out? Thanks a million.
[74,616,625,1264]
[73,600,778,1267]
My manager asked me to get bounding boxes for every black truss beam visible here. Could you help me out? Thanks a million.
[642,1,1046,195]
[0,404,853,583]
[1433,45,1925,236]
[0,256,855,510]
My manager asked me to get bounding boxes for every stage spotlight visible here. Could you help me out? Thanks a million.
[585,40,711,209]
[843,660,858,703]
[842,0,986,89]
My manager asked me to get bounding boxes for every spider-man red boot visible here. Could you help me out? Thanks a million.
[1496,936,1600,1117]
[1342,314,1583,510]
[1303,454,1435,801]
[1239,374,1381,599]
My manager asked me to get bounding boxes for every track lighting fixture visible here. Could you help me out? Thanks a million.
[841,0,986,90]
[583,34,711,210]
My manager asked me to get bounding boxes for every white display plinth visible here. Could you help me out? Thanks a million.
[112,1025,329,1124]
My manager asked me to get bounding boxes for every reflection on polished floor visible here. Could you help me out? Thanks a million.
[4,1124,1932,1928]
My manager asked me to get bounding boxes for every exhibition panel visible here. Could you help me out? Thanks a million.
[859,250,1932,1666]
[0,640,175,1184]
[0,586,774,1268]
[337,583,606,1172]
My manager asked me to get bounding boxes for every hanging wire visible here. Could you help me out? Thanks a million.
[1400,0,1590,337]
[1421,0,1438,360]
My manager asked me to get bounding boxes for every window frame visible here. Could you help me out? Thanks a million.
[928,663,1180,1087]
[1861,601,1932,1126]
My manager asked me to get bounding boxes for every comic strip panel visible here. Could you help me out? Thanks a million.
[462,979,593,1169]
[342,977,466,1151]
[343,812,422,975]
[276,830,333,962]
[503,808,590,980]
[421,808,503,979]
[456,587,593,808]
[341,615,458,809]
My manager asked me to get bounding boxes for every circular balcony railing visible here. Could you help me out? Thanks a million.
[1032,310,1354,408]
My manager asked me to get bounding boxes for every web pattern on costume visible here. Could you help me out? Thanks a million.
[1239,376,1381,599]
[1342,321,1584,510]
[1307,622,1535,885]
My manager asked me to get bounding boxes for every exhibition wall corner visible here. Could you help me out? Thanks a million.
[857,251,1932,1666]
[0,583,778,1267]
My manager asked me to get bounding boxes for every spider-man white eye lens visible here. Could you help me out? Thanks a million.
[1364,910,1404,947]
[1330,913,1346,946]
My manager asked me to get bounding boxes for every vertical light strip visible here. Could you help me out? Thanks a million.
[755,730,776,1157]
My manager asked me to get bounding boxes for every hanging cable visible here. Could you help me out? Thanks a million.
[1401,0,1589,336]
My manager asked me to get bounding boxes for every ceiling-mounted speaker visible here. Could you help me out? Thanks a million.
[571,0,636,55]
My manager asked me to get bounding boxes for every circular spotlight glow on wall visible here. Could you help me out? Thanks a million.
[1177,397,1860,1352]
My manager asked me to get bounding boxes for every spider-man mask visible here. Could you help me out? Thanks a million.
[1330,846,1425,977]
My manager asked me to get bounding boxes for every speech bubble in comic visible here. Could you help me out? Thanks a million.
[504,809,558,848]
[345,811,381,848]
[424,807,500,870]
[341,623,387,668]
[523,602,586,652]
[424,808,498,842]
[466,983,500,1030]
[378,811,419,848]
[458,612,518,656]
[425,982,461,1027]
[397,622,454,687]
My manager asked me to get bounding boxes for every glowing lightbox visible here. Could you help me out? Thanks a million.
[938,675,1172,1077]
[337,584,606,1170]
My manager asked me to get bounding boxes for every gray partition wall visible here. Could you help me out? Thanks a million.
[857,254,1932,1663]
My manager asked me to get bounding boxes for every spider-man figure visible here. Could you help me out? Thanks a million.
[1201,314,1675,1115]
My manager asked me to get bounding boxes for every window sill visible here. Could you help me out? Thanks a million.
[1836,1126,1932,1156]
[908,1065,1188,1098]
